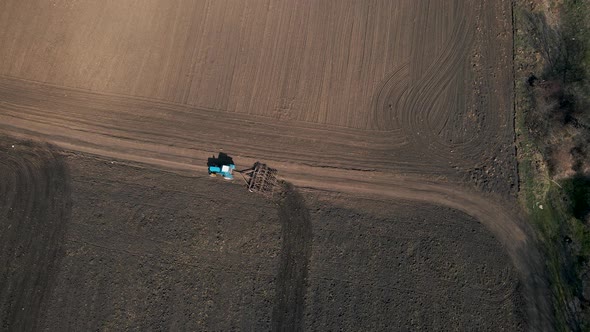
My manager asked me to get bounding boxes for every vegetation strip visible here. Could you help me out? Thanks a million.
[513,0,590,329]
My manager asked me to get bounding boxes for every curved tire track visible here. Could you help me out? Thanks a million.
[0,139,71,331]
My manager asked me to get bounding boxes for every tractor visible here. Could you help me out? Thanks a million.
[207,152,278,197]
[207,152,235,180]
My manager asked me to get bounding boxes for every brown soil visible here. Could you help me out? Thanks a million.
[34,143,280,331]
[0,141,525,330]
[0,0,553,330]
[304,192,526,331]
[272,183,312,331]
[0,0,516,195]
[0,141,70,331]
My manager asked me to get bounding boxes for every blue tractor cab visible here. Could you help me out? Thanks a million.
[208,164,235,180]
[207,152,236,180]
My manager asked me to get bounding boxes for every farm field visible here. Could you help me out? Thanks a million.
[1,141,524,330]
[0,0,517,194]
[0,0,552,330]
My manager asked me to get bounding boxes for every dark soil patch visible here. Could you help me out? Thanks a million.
[271,183,312,332]
[302,193,526,331]
[0,139,71,331]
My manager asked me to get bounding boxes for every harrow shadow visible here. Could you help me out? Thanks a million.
[271,183,313,332]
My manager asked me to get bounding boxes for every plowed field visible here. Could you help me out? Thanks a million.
[0,0,517,193]
[1,141,525,330]
[0,0,552,330]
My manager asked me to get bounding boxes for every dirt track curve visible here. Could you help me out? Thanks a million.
[0,0,551,329]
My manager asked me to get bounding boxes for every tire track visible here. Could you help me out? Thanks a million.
[366,0,513,180]
[0,75,471,175]
[0,139,71,331]
[272,183,312,332]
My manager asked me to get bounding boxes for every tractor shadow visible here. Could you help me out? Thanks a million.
[207,152,234,168]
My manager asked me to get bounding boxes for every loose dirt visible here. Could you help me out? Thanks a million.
[272,183,312,331]
[0,141,70,331]
[304,192,526,330]
[0,141,526,330]
[40,145,281,331]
